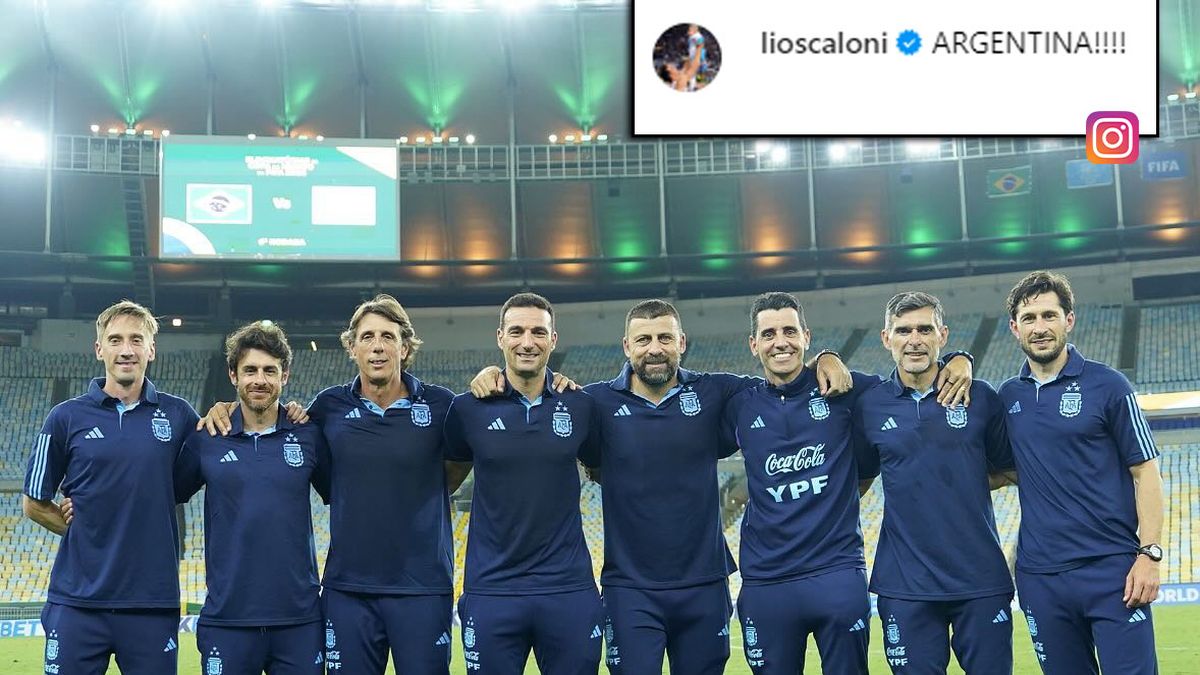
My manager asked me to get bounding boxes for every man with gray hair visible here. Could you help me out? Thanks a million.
[852,291,1016,674]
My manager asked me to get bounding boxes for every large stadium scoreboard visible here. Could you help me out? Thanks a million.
[160,136,399,260]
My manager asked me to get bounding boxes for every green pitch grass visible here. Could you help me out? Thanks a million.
[1,605,1197,673]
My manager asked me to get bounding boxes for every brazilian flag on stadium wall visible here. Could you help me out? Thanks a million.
[986,165,1033,198]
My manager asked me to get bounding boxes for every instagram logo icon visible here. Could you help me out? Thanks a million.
[1086,112,1139,164]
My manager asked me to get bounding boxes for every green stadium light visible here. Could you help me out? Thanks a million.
[609,237,649,274]
[904,221,941,260]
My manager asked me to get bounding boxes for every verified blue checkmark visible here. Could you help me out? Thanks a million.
[897,29,922,55]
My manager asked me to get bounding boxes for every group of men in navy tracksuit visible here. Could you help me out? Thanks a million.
[25,268,1163,674]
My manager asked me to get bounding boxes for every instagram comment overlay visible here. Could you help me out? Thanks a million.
[633,0,1156,136]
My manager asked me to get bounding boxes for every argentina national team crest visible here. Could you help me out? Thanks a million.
[206,648,223,675]
[410,401,432,427]
[45,631,59,661]
[151,408,172,442]
[552,401,573,438]
[946,404,968,429]
[325,620,336,649]
[745,623,758,647]
[283,434,303,467]
[808,389,830,420]
[886,616,901,645]
[464,618,476,648]
[1059,382,1082,418]
[679,388,701,416]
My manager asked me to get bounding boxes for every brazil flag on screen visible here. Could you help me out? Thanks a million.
[160,137,399,260]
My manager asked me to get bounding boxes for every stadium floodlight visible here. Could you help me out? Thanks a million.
[0,121,46,165]
[905,139,940,158]
[597,134,608,142]
[161,130,170,137]
[416,136,427,144]
[315,135,324,141]
[399,136,409,144]
[465,134,476,144]
[581,133,593,141]
[565,134,576,142]
[143,129,154,137]
[770,145,788,163]
[1168,94,1181,102]
[107,127,119,136]
[124,127,137,136]
[755,140,771,153]
[247,133,257,140]
[432,0,477,11]
[310,340,317,351]
[298,134,310,140]
[494,0,535,11]
[548,134,557,143]
[171,318,182,327]
[432,136,443,143]
[449,136,460,143]
[90,124,100,134]
[1187,91,1198,100]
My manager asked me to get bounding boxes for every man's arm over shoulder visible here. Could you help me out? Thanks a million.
[310,430,332,504]
[174,430,206,504]
[441,396,475,464]
[849,394,881,491]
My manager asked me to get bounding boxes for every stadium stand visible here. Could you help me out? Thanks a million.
[285,349,357,408]
[1161,444,1199,584]
[557,343,627,387]
[410,348,507,394]
[0,377,52,477]
[1137,303,1200,393]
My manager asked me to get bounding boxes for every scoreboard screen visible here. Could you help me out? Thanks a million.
[160,136,399,260]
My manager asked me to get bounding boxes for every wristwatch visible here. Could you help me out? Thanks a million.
[1137,544,1163,562]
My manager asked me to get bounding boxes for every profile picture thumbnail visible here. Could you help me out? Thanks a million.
[653,23,721,92]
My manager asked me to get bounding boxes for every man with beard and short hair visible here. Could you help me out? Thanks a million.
[722,292,975,675]
[853,292,1015,675]
[444,292,604,674]
[999,270,1164,675]
[175,320,331,674]
[583,298,762,675]
[25,300,199,675]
